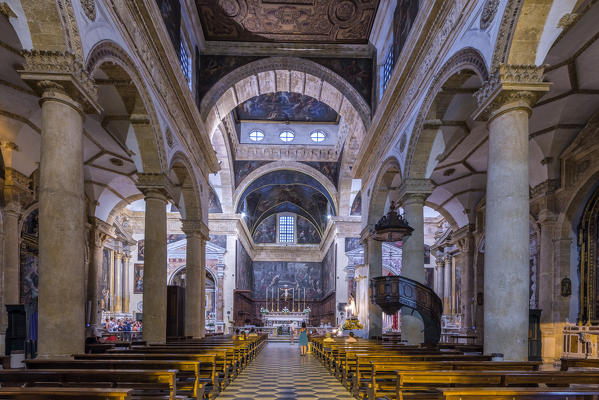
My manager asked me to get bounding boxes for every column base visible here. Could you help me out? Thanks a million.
[401,312,424,345]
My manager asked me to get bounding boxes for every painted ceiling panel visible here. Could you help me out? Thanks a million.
[234,92,339,123]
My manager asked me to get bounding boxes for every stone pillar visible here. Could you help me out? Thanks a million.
[182,220,209,338]
[123,254,131,313]
[538,208,557,360]
[435,256,445,300]
[365,236,382,338]
[3,202,22,307]
[87,218,113,326]
[444,254,452,314]
[400,191,429,345]
[473,66,550,361]
[137,175,171,344]
[37,83,86,357]
[114,252,123,312]
[222,235,236,334]
[457,233,476,332]
[19,51,101,358]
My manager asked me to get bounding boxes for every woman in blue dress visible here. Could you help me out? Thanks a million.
[299,322,309,356]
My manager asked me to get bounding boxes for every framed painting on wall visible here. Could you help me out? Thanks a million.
[134,263,144,294]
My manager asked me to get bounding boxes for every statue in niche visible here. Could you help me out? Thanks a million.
[561,277,572,297]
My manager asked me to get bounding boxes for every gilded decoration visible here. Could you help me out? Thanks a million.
[80,0,96,21]
[577,186,599,324]
[195,0,380,44]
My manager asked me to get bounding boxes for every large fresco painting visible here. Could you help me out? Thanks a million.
[297,216,320,244]
[234,160,271,187]
[300,161,339,187]
[253,261,323,301]
[197,55,264,100]
[393,0,419,62]
[101,248,111,310]
[322,243,336,295]
[20,209,39,305]
[350,191,362,215]
[209,235,227,249]
[235,92,338,123]
[236,241,253,291]
[155,0,181,55]
[253,215,276,244]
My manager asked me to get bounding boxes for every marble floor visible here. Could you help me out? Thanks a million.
[217,342,355,399]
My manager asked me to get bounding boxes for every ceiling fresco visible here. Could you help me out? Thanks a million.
[237,170,335,234]
[195,0,380,44]
[234,92,339,123]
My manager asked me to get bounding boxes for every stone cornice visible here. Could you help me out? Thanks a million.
[136,173,176,200]
[181,218,210,239]
[18,50,101,114]
[353,0,474,180]
[102,0,219,174]
[472,64,551,121]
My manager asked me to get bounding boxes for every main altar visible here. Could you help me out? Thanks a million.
[260,286,311,334]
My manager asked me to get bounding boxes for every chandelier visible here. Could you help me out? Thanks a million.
[372,201,414,242]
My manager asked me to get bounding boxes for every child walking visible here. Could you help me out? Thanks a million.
[299,322,308,356]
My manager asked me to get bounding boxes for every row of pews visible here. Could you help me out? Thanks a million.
[0,334,267,399]
[311,336,599,400]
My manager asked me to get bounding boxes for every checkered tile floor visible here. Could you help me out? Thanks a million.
[218,342,354,399]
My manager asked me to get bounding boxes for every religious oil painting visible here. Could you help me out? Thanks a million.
[235,92,339,123]
[253,215,277,244]
[134,263,144,294]
[253,261,323,301]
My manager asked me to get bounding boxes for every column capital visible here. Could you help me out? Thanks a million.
[136,173,175,201]
[444,254,452,263]
[18,50,101,114]
[4,167,32,206]
[436,257,445,268]
[89,217,115,248]
[538,208,557,225]
[181,219,210,240]
[3,201,22,218]
[398,179,434,205]
[472,64,551,122]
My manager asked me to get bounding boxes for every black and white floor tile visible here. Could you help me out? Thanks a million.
[218,342,354,399]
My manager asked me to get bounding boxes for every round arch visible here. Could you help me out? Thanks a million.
[404,48,489,180]
[169,151,203,221]
[367,156,402,226]
[86,40,166,174]
[232,161,340,214]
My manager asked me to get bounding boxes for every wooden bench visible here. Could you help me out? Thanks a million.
[391,370,599,400]
[0,369,178,400]
[0,387,132,399]
[561,358,599,371]
[440,387,599,399]
[24,359,202,400]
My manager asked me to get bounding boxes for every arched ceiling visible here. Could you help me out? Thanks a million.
[237,170,335,235]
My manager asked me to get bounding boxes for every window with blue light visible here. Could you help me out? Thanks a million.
[278,215,295,243]
[180,41,192,90]
[381,44,395,96]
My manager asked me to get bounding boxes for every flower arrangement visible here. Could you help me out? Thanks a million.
[342,318,363,330]
[281,307,290,313]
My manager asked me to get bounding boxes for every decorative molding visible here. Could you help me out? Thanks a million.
[399,178,434,202]
[491,0,525,70]
[136,173,176,200]
[479,0,500,30]
[181,218,210,239]
[472,64,551,121]
[18,50,101,113]
[0,2,16,18]
[80,0,96,21]
[165,128,174,148]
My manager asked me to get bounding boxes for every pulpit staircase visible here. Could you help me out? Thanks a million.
[370,275,443,345]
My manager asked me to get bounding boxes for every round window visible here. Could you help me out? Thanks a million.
[310,130,326,143]
[279,130,295,142]
[249,130,264,142]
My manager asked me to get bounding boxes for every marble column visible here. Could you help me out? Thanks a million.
[538,208,557,360]
[444,254,452,314]
[481,93,538,361]
[3,202,22,307]
[37,82,86,358]
[114,252,123,312]
[87,219,112,326]
[139,186,168,343]
[182,221,207,338]
[365,237,382,338]
[123,255,131,313]
[400,193,427,344]
[436,256,445,300]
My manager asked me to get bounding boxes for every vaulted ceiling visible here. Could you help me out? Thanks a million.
[195,0,380,44]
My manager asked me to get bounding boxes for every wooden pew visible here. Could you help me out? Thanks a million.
[75,353,223,393]
[391,370,599,400]
[24,359,202,400]
[0,369,178,400]
[440,387,599,400]
[560,358,599,371]
[0,387,133,399]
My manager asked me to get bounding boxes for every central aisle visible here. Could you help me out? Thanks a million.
[218,341,355,399]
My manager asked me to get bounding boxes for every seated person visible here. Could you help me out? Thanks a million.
[345,331,357,343]
[323,332,334,343]
[248,327,258,337]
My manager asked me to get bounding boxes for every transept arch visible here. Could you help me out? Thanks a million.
[367,156,402,227]
[168,151,203,221]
